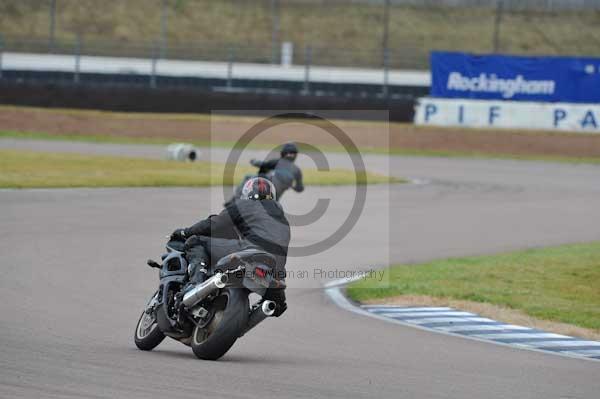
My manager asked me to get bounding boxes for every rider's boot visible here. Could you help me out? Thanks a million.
[175,259,208,314]
[182,259,208,293]
[179,238,211,297]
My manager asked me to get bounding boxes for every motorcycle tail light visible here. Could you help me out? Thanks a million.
[255,267,266,278]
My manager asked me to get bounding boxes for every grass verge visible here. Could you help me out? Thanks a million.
[3,130,600,165]
[347,242,600,337]
[0,149,400,188]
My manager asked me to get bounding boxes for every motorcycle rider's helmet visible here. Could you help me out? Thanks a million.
[280,142,298,161]
[241,177,276,201]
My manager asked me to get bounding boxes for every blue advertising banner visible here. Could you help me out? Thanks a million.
[431,51,600,104]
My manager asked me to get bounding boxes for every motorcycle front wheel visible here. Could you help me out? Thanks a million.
[191,287,249,360]
[134,291,166,351]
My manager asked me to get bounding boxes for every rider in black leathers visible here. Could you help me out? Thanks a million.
[229,142,304,205]
[251,142,304,200]
[171,177,290,316]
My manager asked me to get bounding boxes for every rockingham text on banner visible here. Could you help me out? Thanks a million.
[431,51,600,104]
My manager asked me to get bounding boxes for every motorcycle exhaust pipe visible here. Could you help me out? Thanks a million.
[261,300,277,316]
[239,300,276,337]
[182,273,228,308]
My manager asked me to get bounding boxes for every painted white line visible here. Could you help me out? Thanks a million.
[472,332,570,340]
[437,324,532,333]
[323,285,600,364]
[363,306,452,312]
[408,178,431,185]
[402,317,497,324]
[379,311,477,318]
[323,274,371,288]
[561,349,600,357]
[519,340,600,348]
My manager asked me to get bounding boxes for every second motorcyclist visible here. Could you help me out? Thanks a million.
[229,142,304,205]
[250,142,304,200]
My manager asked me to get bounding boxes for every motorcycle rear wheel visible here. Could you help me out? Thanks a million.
[191,287,249,360]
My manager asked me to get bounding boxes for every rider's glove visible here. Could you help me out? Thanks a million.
[170,228,187,242]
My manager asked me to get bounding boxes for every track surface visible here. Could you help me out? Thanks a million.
[1,142,600,398]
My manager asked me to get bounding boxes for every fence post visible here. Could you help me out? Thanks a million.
[160,0,168,59]
[48,0,56,53]
[270,0,280,64]
[303,45,312,95]
[382,0,391,68]
[49,0,57,52]
[0,34,4,80]
[150,42,158,88]
[74,35,81,84]
[227,47,235,89]
[382,48,390,98]
[493,0,504,53]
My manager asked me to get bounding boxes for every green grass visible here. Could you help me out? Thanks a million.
[0,149,399,188]
[3,129,600,166]
[1,1,599,68]
[347,242,600,331]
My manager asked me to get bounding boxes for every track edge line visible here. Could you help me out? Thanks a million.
[323,281,600,364]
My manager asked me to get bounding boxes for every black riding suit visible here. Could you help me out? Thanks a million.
[181,199,290,315]
[182,198,290,281]
[252,157,304,200]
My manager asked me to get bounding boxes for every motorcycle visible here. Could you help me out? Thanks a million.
[134,240,283,360]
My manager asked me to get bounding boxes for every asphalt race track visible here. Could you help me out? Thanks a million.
[2,142,600,398]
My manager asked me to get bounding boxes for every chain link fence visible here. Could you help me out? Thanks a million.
[0,0,598,70]
[353,0,600,10]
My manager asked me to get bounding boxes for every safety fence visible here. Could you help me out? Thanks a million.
[1,0,598,70]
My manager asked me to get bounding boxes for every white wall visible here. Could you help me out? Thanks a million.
[1,52,430,87]
[414,98,600,133]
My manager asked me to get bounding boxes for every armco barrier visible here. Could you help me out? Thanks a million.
[414,97,600,133]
